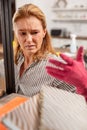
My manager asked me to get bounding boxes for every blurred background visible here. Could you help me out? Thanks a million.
[0,0,87,94]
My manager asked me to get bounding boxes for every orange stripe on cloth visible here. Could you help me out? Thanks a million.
[0,122,8,130]
[0,97,28,118]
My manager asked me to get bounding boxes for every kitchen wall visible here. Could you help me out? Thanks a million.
[15,0,87,49]
[15,0,87,35]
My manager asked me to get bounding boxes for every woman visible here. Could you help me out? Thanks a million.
[46,46,87,101]
[0,4,75,97]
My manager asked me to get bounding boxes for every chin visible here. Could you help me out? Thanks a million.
[27,50,37,55]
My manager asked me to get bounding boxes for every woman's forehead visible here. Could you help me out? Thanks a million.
[14,16,43,30]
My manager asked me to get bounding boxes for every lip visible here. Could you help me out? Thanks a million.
[24,45,35,49]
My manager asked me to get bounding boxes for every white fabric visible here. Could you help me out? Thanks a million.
[39,86,87,130]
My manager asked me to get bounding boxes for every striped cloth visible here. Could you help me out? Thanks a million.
[15,53,75,97]
[39,86,87,130]
[0,54,75,97]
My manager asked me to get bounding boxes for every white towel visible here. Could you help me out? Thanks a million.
[39,86,87,130]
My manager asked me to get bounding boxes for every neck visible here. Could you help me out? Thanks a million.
[24,56,33,68]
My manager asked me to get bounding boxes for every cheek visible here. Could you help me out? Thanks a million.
[16,35,24,45]
[36,34,44,46]
[16,36,23,48]
[36,37,43,48]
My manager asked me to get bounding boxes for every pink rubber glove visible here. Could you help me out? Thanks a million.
[46,46,87,101]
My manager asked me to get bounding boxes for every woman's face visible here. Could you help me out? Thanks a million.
[14,16,46,56]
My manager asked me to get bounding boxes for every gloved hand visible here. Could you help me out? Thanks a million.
[46,46,87,101]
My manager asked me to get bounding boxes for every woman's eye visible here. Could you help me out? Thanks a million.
[19,32,27,36]
[31,31,38,35]
[21,32,27,35]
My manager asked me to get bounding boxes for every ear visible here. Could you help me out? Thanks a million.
[43,28,46,38]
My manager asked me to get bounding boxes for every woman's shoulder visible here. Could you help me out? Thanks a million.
[46,53,58,60]
[46,53,66,64]
[38,53,58,67]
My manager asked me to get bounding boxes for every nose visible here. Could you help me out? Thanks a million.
[26,33,32,42]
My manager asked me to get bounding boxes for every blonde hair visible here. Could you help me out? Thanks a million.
[12,4,56,64]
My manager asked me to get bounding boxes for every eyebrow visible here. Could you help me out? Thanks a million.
[18,29,39,32]
[18,29,27,31]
